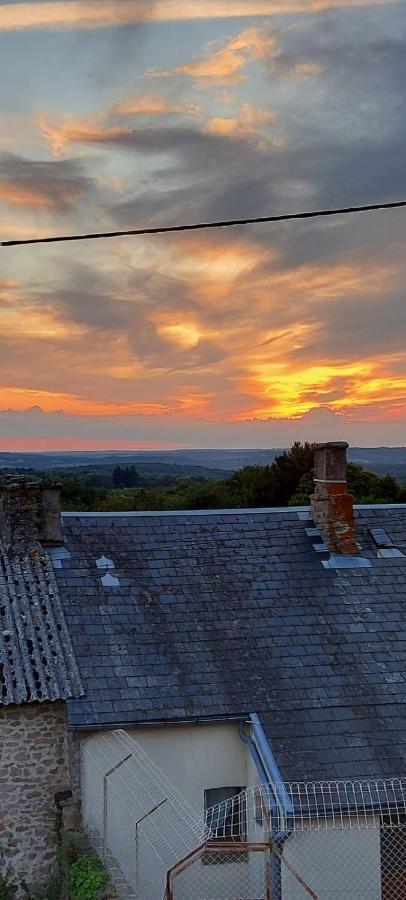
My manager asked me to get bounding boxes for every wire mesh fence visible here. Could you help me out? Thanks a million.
[81,729,207,899]
[81,730,406,900]
[199,780,406,900]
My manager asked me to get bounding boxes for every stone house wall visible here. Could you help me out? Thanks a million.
[0,701,71,892]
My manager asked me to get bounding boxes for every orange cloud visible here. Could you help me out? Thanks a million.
[0,386,176,416]
[205,103,277,145]
[242,359,406,420]
[0,1,396,32]
[38,97,199,156]
[292,62,323,77]
[37,114,131,157]
[0,179,85,209]
[113,95,200,118]
[147,27,278,84]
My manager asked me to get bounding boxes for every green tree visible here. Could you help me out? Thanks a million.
[226,464,277,508]
[290,463,406,506]
[112,465,139,488]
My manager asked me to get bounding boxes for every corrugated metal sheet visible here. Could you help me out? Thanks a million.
[0,539,83,705]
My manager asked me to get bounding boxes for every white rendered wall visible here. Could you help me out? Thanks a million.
[129,722,252,899]
[281,821,381,900]
[127,721,247,808]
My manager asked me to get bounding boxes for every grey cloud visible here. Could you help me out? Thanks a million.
[0,404,404,447]
[0,153,95,210]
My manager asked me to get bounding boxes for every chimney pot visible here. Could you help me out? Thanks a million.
[39,485,64,546]
[311,442,357,555]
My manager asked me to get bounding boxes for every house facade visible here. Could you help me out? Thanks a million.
[1,442,406,896]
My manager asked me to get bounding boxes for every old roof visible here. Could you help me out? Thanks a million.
[0,540,84,704]
[57,504,406,782]
[0,477,83,706]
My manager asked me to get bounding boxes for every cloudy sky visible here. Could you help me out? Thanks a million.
[0,0,405,449]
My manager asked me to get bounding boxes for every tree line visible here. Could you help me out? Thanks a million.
[53,443,406,511]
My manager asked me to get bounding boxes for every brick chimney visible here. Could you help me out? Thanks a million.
[311,442,357,555]
[0,476,63,550]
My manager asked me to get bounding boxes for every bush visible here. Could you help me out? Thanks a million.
[69,856,108,900]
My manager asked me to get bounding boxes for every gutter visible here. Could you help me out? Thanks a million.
[68,712,244,732]
[240,713,294,900]
[249,713,294,818]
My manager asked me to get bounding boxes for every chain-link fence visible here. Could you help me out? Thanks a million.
[190,779,406,900]
[81,730,406,899]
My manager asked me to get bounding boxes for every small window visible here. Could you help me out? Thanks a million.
[204,787,247,864]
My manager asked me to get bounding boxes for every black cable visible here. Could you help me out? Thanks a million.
[2,199,406,247]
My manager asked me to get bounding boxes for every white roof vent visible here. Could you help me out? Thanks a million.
[96,554,115,569]
[101,572,120,587]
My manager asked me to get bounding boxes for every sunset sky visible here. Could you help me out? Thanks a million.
[1,0,405,449]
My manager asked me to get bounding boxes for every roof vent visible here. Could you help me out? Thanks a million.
[48,545,72,569]
[369,526,405,558]
[101,572,120,587]
[96,554,115,569]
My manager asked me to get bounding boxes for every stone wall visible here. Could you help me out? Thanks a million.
[0,701,70,892]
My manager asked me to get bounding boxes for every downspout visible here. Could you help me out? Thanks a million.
[238,720,271,794]
[239,715,294,899]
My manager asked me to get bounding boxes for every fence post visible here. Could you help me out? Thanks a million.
[267,845,273,900]
[103,753,132,862]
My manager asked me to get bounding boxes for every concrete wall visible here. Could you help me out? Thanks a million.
[127,721,248,809]
[0,701,70,892]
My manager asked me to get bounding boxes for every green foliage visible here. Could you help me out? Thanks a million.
[0,833,110,900]
[226,442,315,508]
[0,846,17,899]
[111,465,139,489]
[25,874,63,900]
[290,463,406,507]
[0,881,15,900]
[226,464,277,508]
[69,856,108,900]
[2,443,405,513]
[58,831,87,865]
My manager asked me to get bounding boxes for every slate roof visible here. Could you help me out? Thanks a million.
[0,538,83,705]
[57,505,406,782]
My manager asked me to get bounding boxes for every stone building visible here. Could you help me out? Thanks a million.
[0,478,82,891]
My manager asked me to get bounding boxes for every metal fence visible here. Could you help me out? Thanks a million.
[81,729,207,899]
[81,731,406,899]
[195,779,406,900]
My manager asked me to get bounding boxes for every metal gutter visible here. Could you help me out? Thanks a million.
[250,713,294,816]
[62,502,406,520]
[68,712,245,732]
[62,506,310,518]
[250,713,294,900]
[238,721,271,796]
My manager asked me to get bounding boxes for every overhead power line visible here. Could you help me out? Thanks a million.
[2,199,406,248]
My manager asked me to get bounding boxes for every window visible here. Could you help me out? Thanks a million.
[204,787,247,864]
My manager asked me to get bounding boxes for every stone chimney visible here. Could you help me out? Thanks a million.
[0,476,63,550]
[38,484,64,546]
[311,442,357,555]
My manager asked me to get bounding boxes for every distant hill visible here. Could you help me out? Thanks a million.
[0,447,405,482]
